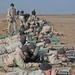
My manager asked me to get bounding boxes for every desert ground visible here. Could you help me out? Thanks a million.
[0,14,75,48]
[38,14,75,48]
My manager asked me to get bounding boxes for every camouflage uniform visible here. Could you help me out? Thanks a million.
[19,11,25,26]
[48,54,62,64]
[4,69,45,75]
[36,41,44,47]
[0,48,33,69]
[4,62,52,75]
[41,25,53,34]
[6,5,17,33]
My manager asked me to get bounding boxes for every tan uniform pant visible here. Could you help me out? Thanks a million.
[7,19,16,33]
[0,56,4,67]
[19,16,25,26]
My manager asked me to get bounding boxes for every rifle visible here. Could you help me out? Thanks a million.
[43,34,52,38]
[33,48,50,62]
[56,71,70,75]
[26,40,36,45]
[66,54,75,63]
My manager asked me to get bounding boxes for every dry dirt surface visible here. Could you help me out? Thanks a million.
[38,14,75,48]
[0,14,75,48]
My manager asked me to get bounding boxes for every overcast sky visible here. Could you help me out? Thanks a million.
[0,0,75,14]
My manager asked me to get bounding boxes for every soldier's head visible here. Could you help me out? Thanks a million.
[70,66,75,75]
[21,45,33,57]
[29,26,34,32]
[21,10,24,14]
[19,30,25,36]
[26,22,30,27]
[57,48,66,57]
[20,10,24,16]
[44,39,51,48]
[36,22,40,26]
[40,62,52,75]
[10,3,14,9]
[20,25,25,31]
[19,25,26,36]
[35,30,40,36]
[20,35,26,45]
[28,43,36,53]
[38,33,44,41]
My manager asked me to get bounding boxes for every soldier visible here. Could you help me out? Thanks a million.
[70,66,75,75]
[31,9,36,22]
[16,10,20,19]
[24,26,34,33]
[28,43,41,62]
[31,9,36,16]
[19,10,25,26]
[27,43,36,62]
[19,25,26,35]
[37,33,44,42]
[20,35,26,45]
[39,62,58,75]
[41,25,53,35]
[37,39,52,49]
[25,22,30,30]
[6,3,17,33]
[4,62,58,75]
[48,48,69,64]
[27,10,37,24]
[0,45,39,71]
[43,39,52,48]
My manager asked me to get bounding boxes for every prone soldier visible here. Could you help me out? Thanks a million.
[4,62,58,75]
[0,45,39,72]
[48,48,69,65]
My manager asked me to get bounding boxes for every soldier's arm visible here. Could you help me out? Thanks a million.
[6,9,12,20]
[48,54,62,64]
[14,8,17,16]
[15,54,33,69]
[7,9,11,17]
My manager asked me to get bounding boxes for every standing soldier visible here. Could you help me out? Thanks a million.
[19,10,25,26]
[31,9,36,16]
[6,3,17,33]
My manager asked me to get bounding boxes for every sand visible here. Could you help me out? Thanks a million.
[0,14,75,48]
[38,14,75,48]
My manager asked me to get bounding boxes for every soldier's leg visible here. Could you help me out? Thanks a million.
[0,55,9,71]
[50,26,54,34]
[23,21,25,26]
[8,21,11,33]
[1,55,13,72]
[4,72,18,75]
[0,56,4,68]
[13,21,17,32]
[20,20,22,26]
[19,16,25,26]
[51,26,54,32]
